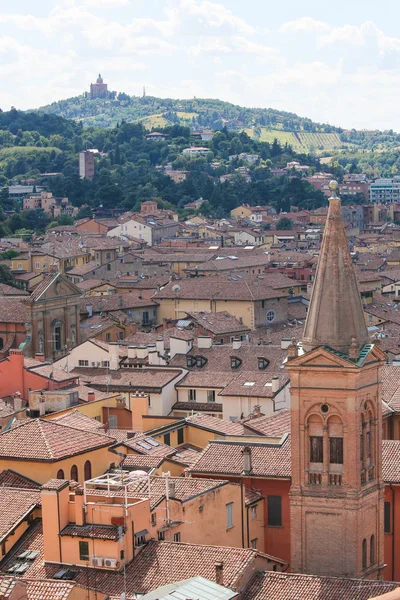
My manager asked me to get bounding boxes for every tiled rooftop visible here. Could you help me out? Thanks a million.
[0,470,40,490]
[187,311,250,335]
[243,409,291,437]
[60,524,120,541]
[240,570,400,600]
[0,419,112,461]
[0,488,40,542]
[190,437,291,479]
[1,522,276,596]
[186,413,244,435]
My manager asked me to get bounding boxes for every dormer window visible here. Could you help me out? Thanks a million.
[196,355,207,368]
[186,356,196,368]
[231,356,242,370]
[258,357,269,370]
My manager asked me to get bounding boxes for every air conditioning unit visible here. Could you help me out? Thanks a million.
[104,558,118,568]
[92,557,104,567]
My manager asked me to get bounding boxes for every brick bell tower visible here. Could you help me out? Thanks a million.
[285,181,386,579]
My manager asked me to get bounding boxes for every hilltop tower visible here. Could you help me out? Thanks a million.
[286,181,386,579]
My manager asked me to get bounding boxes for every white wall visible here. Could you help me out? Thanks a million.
[53,341,110,372]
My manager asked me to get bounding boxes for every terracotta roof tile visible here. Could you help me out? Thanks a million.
[24,578,76,600]
[186,413,244,435]
[72,368,183,392]
[122,455,165,471]
[241,570,399,600]
[0,298,26,323]
[187,311,250,335]
[51,410,106,432]
[60,524,120,541]
[382,440,400,483]
[0,470,40,490]
[153,277,287,302]
[0,419,112,461]
[243,409,291,437]
[0,488,40,542]
[190,437,291,478]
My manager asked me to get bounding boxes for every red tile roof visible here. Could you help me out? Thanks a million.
[243,409,291,437]
[241,570,400,600]
[190,437,291,479]
[0,470,40,490]
[0,419,112,461]
[153,277,287,302]
[60,524,120,541]
[0,488,40,542]
[383,440,400,483]
[0,522,283,597]
[186,413,244,435]
[51,410,106,433]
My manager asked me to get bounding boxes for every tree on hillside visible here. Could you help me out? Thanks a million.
[276,217,293,230]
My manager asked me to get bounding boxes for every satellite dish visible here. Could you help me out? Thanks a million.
[171,284,181,293]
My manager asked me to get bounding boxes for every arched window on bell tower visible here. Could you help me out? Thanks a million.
[360,404,376,485]
[306,406,344,487]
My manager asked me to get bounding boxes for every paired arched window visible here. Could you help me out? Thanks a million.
[70,465,78,481]
[57,469,64,479]
[307,413,344,465]
[362,538,367,569]
[84,460,92,481]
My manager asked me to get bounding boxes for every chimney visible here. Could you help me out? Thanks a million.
[34,353,45,362]
[168,480,176,499]
[232,338,241,350]
[13,391,23,412]
[215,562,224,586]
[252,404,261,418]
[197,336,212,349]
[156,336,165,355]
[138,290,142,299]
[271,376,279,394]
[87,391,95,402]
[287,337,299,360]
[242,446,252,474]
[109,343,119,370]
[119,295,123,307]
[280,338,292,350]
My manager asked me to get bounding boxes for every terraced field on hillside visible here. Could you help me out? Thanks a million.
[245,128,346,153]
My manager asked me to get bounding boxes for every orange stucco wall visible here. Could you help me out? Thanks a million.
[0,445,119,485]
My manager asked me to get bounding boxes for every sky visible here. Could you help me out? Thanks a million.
[1,0,400,130]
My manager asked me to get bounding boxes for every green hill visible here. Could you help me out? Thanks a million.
[33,92,400,154]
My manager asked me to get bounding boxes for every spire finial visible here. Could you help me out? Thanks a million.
[329,180,338,198]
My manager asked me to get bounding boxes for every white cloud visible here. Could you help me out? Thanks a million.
[166,0,254,35]
[280,16,331,33]
[188,35,279,57]
[84,0,128,6]
[318,21,400,56]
